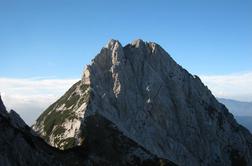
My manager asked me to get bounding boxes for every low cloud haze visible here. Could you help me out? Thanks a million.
[0,71,252,125]
[200,71,252,102]
[0,77,79,125]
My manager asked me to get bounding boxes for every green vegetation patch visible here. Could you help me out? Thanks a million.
[80,84,90,93]
[36,81,92,146]
[60,137,76,149]
[53,126,66,136]
[43,109,77,137]
[78,93,90,108]
[36,102,57,125]
[36,81,81,125]
[57,81,81,107]
[65,93,80,108]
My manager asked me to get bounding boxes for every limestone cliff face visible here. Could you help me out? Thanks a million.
[34,39,252,166]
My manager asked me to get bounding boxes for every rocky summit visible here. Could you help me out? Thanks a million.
[32,39,252,166]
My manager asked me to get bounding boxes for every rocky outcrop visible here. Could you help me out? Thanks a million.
[0,95,171,166]
[34,39,252,166]
[0,95,61,166]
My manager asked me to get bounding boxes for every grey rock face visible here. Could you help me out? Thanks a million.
[34,39,252,166]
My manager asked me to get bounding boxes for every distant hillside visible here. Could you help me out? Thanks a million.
[218,98,252,116]
[235,116,252,133]
[218,98,252,133]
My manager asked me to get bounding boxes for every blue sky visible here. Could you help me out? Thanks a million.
[0,0,252,125]
[1,0,252,78]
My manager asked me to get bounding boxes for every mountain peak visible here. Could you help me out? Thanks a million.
[34,39,252,166]
[131,39,145,48]
[0,94,8,117]
[105,39,122,49]
[9,109,27,129]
